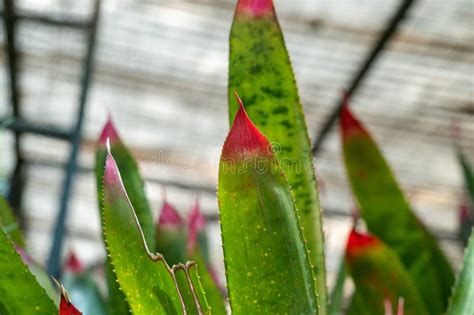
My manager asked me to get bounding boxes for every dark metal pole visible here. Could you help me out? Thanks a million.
[311,0,415,155]
[0,117,72,140]
[47,0,101,278]
[3,0,25,220]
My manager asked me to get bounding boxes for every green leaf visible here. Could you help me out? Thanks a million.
[0,228,57,314]
[174,263,211,314]
[189,250,226,315]
[0,196,24,247]
[186,262,213,315]
[345,229,428,315]
[218,98,317,314]
[447,228,474,315]
[187,202,227,315]
[95,118,155,314]
[104,259,129,315]
[96,117,155,252]
[15,247,59,306]
[327,260,347,315]
[340,102,454,314]
[228,1,327,310]
[102,143,208,314]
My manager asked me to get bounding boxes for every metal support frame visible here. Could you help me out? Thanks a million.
[0,0,415,278]
[47,0,102,278]
[311,0,415,155]
[2,0,25,221]
[1,0,101,278]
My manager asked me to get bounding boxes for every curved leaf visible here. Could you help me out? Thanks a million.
[218,97,317,314]
[102,143,209,314]
[447,228,474,315]
[228,0,326,309]
[174,262,211,315]
[345,230,428,315]
[0,228,57,314]
[188,251,226,315]
[340,102,454,314]
[96,118,154,314]
[96,117,155,251]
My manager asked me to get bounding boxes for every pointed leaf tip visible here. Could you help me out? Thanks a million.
[222,98,271,160]
[104,149,122,187]
[65,251,83,273]
[236,0,274,17]
[158,201,182,226]
[99,116,120,145]
[339,97,366,139]
[346,229,379,261]
[55,279,82,315]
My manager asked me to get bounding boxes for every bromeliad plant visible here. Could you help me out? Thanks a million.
[0,0,473,314]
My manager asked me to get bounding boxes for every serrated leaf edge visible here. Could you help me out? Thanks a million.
[101,139,207,315]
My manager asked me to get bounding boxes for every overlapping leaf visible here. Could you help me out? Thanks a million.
[228,0,326,309]
[345,230,428,315]
[0,224,57,314]
[186,202,226,315]
[340,102,454,314]
[102,144,210,314]
[155,197,227,314]
[156,198,187,266]
[218,97,317,314]
[95,118,154,314]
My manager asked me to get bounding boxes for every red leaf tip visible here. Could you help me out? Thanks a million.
[339,95,366,139]
[54,279,82,315]
[99,116,120,145]
[66,251,83,274]
[158,201,182,226]
[236,0,274,17]
[104,146,122,187]
[346,228,379,261]
[187,197,206,251]
[222,94,272,160]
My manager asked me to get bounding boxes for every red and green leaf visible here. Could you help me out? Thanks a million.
[345,229,428,315]
[58,282,82,315]
[340,101,454,314]
[155,195,187,266]
[102,143,210,314]
[95,118,154,314]
[218,96,317,314]
[228,1,327,309]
